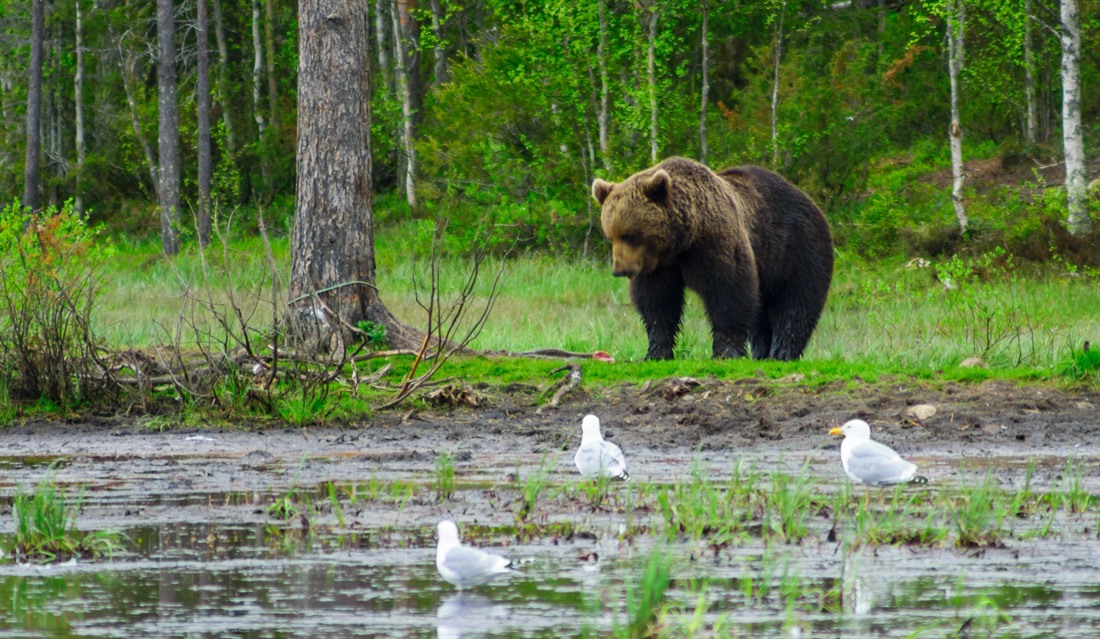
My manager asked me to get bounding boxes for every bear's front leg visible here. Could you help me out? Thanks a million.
[629,267,685,360]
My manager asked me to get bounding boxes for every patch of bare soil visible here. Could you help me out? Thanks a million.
[3,377,1098,465]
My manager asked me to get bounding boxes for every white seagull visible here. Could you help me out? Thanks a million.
[436,520,515,589]
[574,414,629,480]
[829,419,928,486]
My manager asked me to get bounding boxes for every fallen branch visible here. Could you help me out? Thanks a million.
[538,363,582,413]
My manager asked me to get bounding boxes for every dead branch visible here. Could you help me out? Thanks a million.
[538,363,583,413]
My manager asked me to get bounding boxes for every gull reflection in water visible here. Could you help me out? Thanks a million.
[436,592,512,639]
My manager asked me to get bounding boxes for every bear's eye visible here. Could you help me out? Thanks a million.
[619,232,640,245]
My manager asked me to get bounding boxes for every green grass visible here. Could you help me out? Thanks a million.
[91,236,1100,374]
[10,474,122,563]
[434,451,456,501]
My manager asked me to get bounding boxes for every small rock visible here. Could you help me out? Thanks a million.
[1076,401,1095,411]
[959,357,988,368]
[906,404,937,421]
[780,373,806,383]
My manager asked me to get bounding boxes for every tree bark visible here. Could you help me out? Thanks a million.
[1058,0,1089,234]
[771,0,786,168]
[596,0,610,171]
[197,0,213,246]
[1023,0,1038,146]
[74,0,86,216]
[699,0,709,165]
[157,0,182,255]
[392,0,417,207]
[212,0,237,155]
[644,2,659,164]
[264,0,279,129]
[291,0,419,349]
[374,0,392,93]
[23,0,45,211]
[429,0,447,84]
[947,0,967,233]
[252,0,267,136]
[111,24,159,197]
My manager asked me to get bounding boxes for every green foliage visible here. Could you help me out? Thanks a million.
[0,201,114,408]
[434,451,456,501]
[356,320,389,350]
[618,546,673,639]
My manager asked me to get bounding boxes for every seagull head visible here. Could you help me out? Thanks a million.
[437,520,461,550]
[829,419,872,441]
[580,415,604,443]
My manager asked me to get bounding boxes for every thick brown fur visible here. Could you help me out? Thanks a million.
[592,157,833,360]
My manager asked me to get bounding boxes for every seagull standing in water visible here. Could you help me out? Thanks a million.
[436,520,516,589]
[829,419,928,486]
[574,414,629,480]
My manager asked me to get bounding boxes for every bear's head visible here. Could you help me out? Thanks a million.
[592,169,673,279]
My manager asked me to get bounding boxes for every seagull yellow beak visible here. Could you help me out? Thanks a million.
[828,427,844,436]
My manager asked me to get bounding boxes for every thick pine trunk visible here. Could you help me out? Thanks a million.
[197,0,213,246]
[1059,0,1089,234]
[291,0,419,349]
[23,0,44,211]
[947,0,967,233]
[157,0,182,255]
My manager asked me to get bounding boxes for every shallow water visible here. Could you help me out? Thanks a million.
[1,449,1098,638]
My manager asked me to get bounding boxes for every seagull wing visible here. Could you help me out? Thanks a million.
[440,546,513,588]
[846,440,917,485]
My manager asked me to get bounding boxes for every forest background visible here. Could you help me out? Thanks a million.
[0,0,1099,418]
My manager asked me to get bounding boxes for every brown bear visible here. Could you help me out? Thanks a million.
[591,156,833,360]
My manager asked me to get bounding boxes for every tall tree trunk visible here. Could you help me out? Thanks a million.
[252,0,267,136]
[644,2,659,164]
[74,0,86,215]
[947,0,967,233]
[392,0,417,207]
[264,0,278,128]
[157,0,182,255]
[770,0,786,168]
[23,0,45,211]
[291,0,418,349]
[47,25,61,210]
[596,0,610,171]
[1023,0,1038,146]
[197,0,213,246]
[1058,0,1089,234]
[374,0,392,93]
[212,0,236,154]
[429,0,447,83]
[111,25,159,196]
[699,0,709,165]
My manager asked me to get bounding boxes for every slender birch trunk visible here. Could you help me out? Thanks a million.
[197,0,213,246]
[392,0,417,207]
[74,0,86,215]
[157,0,182,255]
[1023,0,1038,146]
[946,0,967,233]
[375,0,392,93]
[212,0,236,154]
[1058,0,1089,234]
[644,3,659,164]
[111,27,159,195]
[252,0,266,136]
[770,0,786,168]
[429,0,447,83]
[596,0,610,170]
[700,0,709,165]
[23,0,45,211]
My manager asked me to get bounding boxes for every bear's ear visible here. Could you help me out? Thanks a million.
[592,179,616,205]
[643,170,671,203]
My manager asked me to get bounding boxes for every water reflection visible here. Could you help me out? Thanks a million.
[436,592,512,639]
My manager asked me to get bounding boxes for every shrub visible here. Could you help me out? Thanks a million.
[0,201,115,408]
